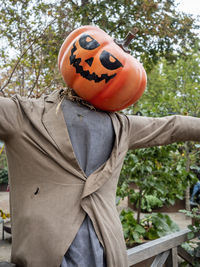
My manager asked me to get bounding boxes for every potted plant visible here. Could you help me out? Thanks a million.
[120,209,180,248]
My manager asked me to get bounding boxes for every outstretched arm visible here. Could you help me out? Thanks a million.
[127,115,200,150]
[0,96,20,141]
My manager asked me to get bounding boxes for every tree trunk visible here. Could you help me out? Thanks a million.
[185,141,191,211]
[137,188,143,223]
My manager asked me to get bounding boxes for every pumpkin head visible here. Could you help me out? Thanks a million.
[58,25,147,111]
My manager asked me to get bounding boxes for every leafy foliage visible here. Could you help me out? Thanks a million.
[179,208,200,266]
[120,209,179,247]
[0,143,7,170]
[120,209,146,246]
[142,212,180,239]
[0,168,8,184]
[133,52,200,117]
[118,144,197,221]
[130,193,163,212]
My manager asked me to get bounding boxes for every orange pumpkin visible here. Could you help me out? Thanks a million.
[58,25,147,111]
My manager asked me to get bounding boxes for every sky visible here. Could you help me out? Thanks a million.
[176,0,200,17]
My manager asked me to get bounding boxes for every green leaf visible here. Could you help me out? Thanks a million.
[132,232,142,243]
[187,232,195,239]
[134,224,146,234]
[145,228,159,240]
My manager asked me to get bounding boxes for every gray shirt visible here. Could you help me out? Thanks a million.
[61,99,115,267]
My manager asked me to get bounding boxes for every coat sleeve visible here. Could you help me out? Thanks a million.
[127,115,200,150]
[0,96,20,141]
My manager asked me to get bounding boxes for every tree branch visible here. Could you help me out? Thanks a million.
[0,42,36,92]
[28,63,42,98]
[0,18,57,94]
[36,79,56,98]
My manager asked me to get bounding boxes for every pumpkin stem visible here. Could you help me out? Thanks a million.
[115,27,139,53]
[124,27,138,47]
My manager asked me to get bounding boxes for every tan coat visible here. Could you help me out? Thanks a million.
[0,89,200,267]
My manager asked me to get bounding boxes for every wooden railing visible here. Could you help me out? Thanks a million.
[127,229,196,267]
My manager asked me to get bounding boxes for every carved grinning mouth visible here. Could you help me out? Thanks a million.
[69,42,117,83]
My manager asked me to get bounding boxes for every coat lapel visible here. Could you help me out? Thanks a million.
[81,112,119,198]
[42,90,86,181]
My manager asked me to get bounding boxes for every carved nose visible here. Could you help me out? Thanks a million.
[85,57,94,67]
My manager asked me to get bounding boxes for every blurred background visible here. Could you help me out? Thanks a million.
[0,0,200,263]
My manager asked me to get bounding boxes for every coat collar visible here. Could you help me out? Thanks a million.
[42,89,120,194]
[42,89,87,181]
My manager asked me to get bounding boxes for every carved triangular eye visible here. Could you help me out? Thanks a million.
[100,50,123,70]
[85,57,94,67]
[79,34,100,50]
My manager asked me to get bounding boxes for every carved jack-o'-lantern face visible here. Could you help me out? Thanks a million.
[58,26,147,111]
[70,34,123,84]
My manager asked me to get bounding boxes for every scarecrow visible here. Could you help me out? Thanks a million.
[0,26,200,267]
